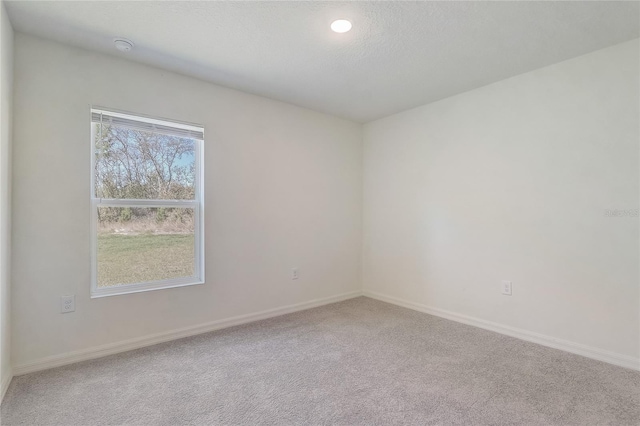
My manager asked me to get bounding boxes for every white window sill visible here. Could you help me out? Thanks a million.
[91,278,204,298]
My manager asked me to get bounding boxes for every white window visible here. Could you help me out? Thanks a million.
[90,108,204,297]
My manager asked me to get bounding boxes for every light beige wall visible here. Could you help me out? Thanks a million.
[12,33,362,367]
[0,0,13,393]
[363,39,639,361]
[11,29,639,372]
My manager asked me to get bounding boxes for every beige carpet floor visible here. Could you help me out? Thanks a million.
[1,297,639,425]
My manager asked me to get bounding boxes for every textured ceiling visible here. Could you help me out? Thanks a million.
[6,1,640,123]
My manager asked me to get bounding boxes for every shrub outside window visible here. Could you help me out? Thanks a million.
[90,108,204,297]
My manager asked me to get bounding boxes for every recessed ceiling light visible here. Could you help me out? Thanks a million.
[331,19,352,33]
[113,38,134,52]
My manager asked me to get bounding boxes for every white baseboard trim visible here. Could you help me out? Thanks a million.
[14,290,363,376]
[363,290,640,371]
[1,369,12,404]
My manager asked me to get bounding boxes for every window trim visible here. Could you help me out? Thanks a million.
[90,107,205,298]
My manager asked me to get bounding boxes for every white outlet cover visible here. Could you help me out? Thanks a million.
[61,295,75,313]
[291,268,299,280]
[502,280,512,296]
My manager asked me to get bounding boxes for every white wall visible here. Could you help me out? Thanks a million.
[0,0,13,394]
[9,30,639,373]
[11,34,362,368]
[363,39,639,362]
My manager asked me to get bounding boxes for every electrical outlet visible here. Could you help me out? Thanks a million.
[61,295,75,313]
[501,280,512,296]
[291,268,299,280]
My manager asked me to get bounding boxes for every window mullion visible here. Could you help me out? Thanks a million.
[96,199,197,208]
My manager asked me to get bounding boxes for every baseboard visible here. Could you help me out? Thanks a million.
[363,290,640,371]
[14,290,363,376]
[1,369,12,404]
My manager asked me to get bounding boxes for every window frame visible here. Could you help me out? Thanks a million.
[90,107,205,298]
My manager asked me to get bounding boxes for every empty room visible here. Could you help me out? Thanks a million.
[0,1,638,425]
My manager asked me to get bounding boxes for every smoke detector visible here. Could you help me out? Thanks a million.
[113,38,134,52]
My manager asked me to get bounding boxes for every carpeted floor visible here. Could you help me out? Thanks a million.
[1,297,639,425]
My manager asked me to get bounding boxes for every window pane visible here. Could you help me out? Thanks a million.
[94,123,196,200]
[97,207,195,287]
